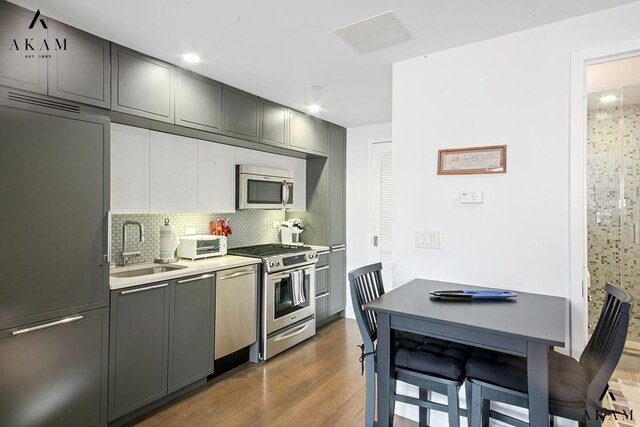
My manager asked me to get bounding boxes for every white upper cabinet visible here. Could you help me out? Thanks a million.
[149,131,198,213]
[197,141,235,213]
[111,126,305,214]
[110,124,150,214]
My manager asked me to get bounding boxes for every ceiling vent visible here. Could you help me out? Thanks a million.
[333,11,413,54]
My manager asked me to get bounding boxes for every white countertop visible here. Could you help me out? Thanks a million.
[110,255,261,290]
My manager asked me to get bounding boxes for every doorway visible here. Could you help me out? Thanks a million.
[586,57,640,350]
[370,141,393,289]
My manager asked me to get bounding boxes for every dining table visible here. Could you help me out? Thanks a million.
[364,278,568,427]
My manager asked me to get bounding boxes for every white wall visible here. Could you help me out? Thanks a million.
[345,122,392,319]
[393,2,640,303]
[393,4,640,423]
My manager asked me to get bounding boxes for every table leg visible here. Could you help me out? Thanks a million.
[527,341,549,427]
[377,313,393,427]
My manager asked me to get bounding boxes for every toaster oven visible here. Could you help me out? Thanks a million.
[177,235,227,260]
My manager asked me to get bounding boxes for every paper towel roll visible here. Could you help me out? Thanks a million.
[159,219,180,261]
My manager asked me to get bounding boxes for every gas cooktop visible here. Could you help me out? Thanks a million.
[228,243,313,258]
[228,244,317,273]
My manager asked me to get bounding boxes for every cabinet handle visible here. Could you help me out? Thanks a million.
[178,274,214,284]
[218,270,255,280]
[331,247,346,253]
[315,266,329,272]
[274,323,309,342]
[12,315,83,336]
[315,292,330,299]
[120,283,168,295]
[107,211,112,263]
[317,251,330,256]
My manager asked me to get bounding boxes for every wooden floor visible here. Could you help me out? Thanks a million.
[134,318,416,427]
[133,317,640,427]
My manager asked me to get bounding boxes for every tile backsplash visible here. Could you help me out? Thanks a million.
[111,210,285,265]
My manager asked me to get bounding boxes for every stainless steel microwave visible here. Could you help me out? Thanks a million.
[236,165,294,210]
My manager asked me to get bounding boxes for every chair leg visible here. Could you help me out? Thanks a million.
[390,378,397,426]
[465,381,472,427]
[418,388,430,427]
[481,397,489,427]
[364,359,375,427]
[447,385,460,427]
[469,382,483,427]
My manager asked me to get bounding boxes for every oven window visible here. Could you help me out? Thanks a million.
[273,271,310,319]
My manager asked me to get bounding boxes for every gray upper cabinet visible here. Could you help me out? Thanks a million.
[0,308,109,427]
[260,99,288,147]
[288,109,310,152]
[310,117,329,155]
[175,70,222,133]
[111,44,175,123]
[0,3,110,108]
[109,283,170,421]
[0,101,109,330]
[328,124,346,246]
[0,2,47,94]
[169,275,215,393]
[48,20,110,108]
[223,85,259,142]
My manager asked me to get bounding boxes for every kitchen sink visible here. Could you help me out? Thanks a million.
[110,264,187,278]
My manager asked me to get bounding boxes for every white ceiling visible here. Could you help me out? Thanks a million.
[10,0,639,127]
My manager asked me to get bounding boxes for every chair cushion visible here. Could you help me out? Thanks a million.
[465,349,589,404]
[393,332,473,381]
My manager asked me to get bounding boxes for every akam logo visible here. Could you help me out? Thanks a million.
[9,9,67,59]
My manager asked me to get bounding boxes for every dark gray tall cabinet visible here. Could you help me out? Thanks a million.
[295,123,347,324]
[0,87,109,426]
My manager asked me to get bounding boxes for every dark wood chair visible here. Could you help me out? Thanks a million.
[465,282,634,427]
[349,263,472,427]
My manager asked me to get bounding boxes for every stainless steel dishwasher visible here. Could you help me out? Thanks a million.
[215,264,258,359]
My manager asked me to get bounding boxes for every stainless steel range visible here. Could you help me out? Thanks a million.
[228,244,318,360]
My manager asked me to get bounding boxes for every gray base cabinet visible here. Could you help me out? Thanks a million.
[328,250,347,315]
[169,274,215,393]
[109,283,170,421]
[109,275,216,422]
[0,308,109,427]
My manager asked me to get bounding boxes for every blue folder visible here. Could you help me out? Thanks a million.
[429,289,517,300]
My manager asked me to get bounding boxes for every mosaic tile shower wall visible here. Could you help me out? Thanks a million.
[587,103,640,342]
[111,210,285,266]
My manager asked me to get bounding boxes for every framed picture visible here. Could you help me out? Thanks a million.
[437,145,507,175]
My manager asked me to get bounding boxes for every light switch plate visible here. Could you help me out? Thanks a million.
[416,230,442,249]
[461,190,483,203]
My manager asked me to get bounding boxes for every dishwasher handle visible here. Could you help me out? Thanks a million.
[218,270,256,280]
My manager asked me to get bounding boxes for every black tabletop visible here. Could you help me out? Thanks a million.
[364,279,567,347]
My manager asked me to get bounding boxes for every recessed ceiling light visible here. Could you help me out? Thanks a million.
[307,105,322,113]
[181,53,201,64]
[600,94,618,103]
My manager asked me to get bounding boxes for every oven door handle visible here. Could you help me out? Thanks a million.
[274,323,310,342]
[270,273,291,281]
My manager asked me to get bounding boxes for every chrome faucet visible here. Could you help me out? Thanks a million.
[122,221,144,266]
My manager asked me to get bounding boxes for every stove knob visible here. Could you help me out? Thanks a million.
[270,262,275,267]
[276,261,281,266]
